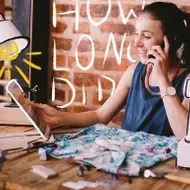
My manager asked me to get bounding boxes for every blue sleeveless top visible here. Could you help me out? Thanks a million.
[121,62,190,136]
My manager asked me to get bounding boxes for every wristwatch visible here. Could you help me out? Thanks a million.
[161,86,176,99]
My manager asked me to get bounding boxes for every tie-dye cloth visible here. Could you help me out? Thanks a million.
[43,124,178,175]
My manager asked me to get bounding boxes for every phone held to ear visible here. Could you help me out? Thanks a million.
[145,42,165,96]
[148,42,165,59]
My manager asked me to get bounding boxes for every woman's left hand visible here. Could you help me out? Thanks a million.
[147,36,170,85]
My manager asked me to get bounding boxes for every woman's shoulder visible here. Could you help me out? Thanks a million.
[124,62,145,79]
[124,62,144,74]
[123,62,138,78]
[121,62,144,88]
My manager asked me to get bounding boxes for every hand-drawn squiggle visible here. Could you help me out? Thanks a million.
[0,41,19,61]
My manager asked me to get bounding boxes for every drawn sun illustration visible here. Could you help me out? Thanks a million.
[0,41,42,86]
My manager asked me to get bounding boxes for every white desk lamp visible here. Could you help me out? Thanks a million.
[177,78,190,167]
[0,14,29,60]
[0,13,31,125]
[0,13,29,95]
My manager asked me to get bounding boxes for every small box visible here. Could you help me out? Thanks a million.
[0,102,31,125]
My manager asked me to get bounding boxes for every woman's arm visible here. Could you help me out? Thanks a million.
[148,36,189,139]
[160,75,189,140]
[34,64,137,129]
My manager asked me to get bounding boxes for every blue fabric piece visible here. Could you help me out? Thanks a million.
[121,62,190,136]
[44,124,178,175]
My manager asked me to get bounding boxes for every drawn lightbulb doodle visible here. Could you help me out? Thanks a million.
[0,41,42,85]
[0,41,19,61]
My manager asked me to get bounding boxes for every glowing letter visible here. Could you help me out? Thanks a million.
[87,0,111,26]
[98,79,102,101]
[53,39,70,71]
[127,42,136,63]
[53,0,56,27]
[82,83,87,105]
[103,33,126,67]
[118,0,137,25]
[57,0,79,31]
[75,34,95,71]
[98,75,116,101]
[52,77,76,109]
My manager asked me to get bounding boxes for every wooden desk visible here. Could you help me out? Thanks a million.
[1,125,190,190]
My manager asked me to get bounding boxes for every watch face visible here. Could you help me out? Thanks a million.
[167,86,176,96]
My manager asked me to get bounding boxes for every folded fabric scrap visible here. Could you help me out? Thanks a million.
[43,124,178,175]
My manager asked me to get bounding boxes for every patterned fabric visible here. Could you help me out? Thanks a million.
[44,124,178,175]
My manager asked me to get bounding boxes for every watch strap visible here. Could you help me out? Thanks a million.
[161,86,176,99]
[161,93,169,99]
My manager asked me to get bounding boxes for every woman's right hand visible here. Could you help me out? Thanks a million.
[31,103,61,128]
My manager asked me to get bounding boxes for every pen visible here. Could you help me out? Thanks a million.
[144,169,190,185]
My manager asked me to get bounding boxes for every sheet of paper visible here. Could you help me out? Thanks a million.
[62,180,101,189]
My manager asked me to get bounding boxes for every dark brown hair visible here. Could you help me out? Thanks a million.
[141,2,190,66]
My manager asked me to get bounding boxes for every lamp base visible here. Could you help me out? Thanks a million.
[0,102,31,125]
[177,137,190,168]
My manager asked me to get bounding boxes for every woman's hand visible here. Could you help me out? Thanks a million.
[32,103,61,128]
[147,36,170,85]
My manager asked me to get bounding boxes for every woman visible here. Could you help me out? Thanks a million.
[33,2,190,139]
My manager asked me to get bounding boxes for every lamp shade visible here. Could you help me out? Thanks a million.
[0,14,29,60]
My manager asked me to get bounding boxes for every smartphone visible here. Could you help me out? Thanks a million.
[148,42,165,59]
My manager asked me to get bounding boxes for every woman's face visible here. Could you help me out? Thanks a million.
[135,13,165,64]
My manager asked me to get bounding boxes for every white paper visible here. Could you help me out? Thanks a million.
[62,180,101,189]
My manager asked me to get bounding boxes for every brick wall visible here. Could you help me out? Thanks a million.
[4,0,12,20]
[50,0,190,127]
